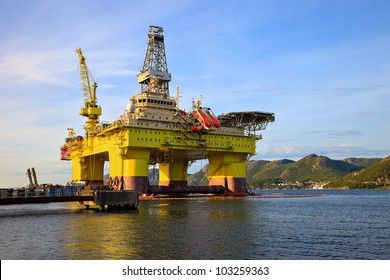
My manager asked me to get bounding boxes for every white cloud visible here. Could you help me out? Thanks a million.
[0,50,74,88]
[258,145,306,159]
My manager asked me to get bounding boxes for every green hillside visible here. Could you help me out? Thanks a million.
[277,154,359,181]
[187,165,209,186]
[342,157,382,168]
[187,154,386,189]
[326,156,390,189]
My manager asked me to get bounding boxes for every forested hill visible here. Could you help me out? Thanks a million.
[325,156,390,189]
[187,154,387,189]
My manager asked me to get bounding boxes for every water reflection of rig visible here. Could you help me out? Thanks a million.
[61,26,275,197]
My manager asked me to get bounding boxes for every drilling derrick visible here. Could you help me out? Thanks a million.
[137,26,171,97]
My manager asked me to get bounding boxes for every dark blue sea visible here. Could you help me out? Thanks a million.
[0,189,389,260]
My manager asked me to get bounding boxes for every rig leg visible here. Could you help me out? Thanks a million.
[108,149,150,194]
[159,159,188,187]
[122,157,150,193]
[208,152,247,196]
[71,154,105,183]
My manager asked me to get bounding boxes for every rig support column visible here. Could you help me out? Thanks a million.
[208,152,248,196]
[159,159,188,187]
[72,154,105,185]
[108,149,150,194]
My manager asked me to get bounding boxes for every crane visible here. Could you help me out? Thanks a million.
[76,48,102,136]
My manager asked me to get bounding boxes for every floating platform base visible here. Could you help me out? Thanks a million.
[139,193,326,200]
[147,185,226,195]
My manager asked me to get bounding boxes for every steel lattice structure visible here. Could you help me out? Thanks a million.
[218,111,275,136]
[137,26,171,97]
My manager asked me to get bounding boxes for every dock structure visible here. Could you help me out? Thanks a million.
[0,186,90,205]
[60,26,275,196]
[0,187,138,210]
[83,190,138,210]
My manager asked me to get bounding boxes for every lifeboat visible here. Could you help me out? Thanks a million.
[205,110,220,128]
[193,109,211,127]
[191,125,203,132]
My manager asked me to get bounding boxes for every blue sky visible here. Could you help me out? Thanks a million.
[0,0,389,187]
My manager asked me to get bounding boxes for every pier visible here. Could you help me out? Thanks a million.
[0,187,138,209]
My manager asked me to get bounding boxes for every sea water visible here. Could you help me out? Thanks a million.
[0,189,389,260]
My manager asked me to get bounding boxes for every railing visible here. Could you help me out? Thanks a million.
[0,186,84,199]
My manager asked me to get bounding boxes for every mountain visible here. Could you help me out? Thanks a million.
[111,154,386,189]
[326,156,390,189]
[187,165,209,186]
[342,157,382,168]
[247,159,294,184]
[277,154,352,179]
[187,154,385,188]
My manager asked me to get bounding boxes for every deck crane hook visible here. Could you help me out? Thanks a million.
[76,48,102,136]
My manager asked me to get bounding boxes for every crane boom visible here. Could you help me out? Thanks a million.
[76,48,98,108]
[76,48,101,136]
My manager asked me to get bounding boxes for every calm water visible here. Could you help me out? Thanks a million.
[0,190,389,260]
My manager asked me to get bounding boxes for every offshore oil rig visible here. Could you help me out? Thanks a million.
[60,26,275,196]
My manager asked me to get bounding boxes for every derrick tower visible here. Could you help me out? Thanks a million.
[61,26,275,196]
[137,26,171,97]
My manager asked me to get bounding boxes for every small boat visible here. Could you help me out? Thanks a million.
[192,109,211,127]
[205,109,220,128]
